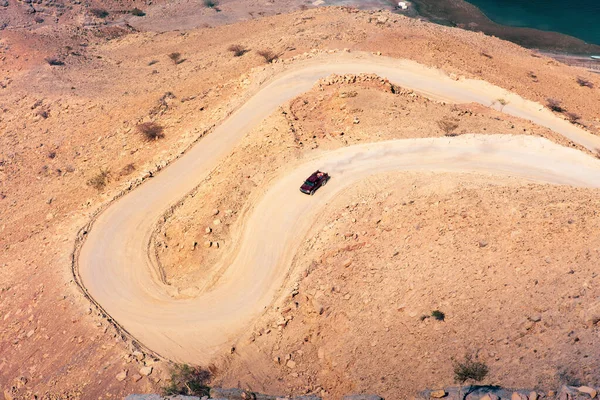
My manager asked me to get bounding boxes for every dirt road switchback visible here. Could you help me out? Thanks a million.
[76,55,600,363]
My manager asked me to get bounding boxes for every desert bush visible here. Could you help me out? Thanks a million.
[453,354,489,384]
[90,8,109,18]
[48,151,56,159]
[137,122,165,140]
[595,148,600,159]
[162,364,210,397]
[168,52,183,65]
[577,77,594,88]
[256,49,278,63]
[547,98,565,113]
[119,163,136,176]
[45,58,65,66]
[431,310,445,321]
[228,44,248,57]
[566,112,581,124]
[130,8,146,16]
[87,169,110,191]
[203,0,219,8]
[527,71,538,81]
[495,98,509,111]
[437,118,459,136]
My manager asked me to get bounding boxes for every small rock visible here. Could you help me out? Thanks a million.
[205,227,212,234]
[342,259,352,268]
[529,315,542,323]
[204,241,212,248]
[430,390,446,398]
[529,391,538,400]
[212,209,219,215]
[139,366,153,376]
[286,360,296,368]
[213,219,221,225]
[132,374,143,382]
[116,371,128,382]
[478,240,488,248]
[578,386,597,398]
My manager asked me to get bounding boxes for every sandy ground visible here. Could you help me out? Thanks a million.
[76,54,600,364]
[2,7,600,400]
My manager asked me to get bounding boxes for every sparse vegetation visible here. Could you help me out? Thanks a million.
[566,112,581,124]
[495,98,509,111]
[87,169,110,191]
[45,58,65,66]
[130,8,146,16]
[547,98,565,113]
[453,354,489,384]
[228,44,249,57]
[527,71,538,81]
[595,148,600,159]
[90,8,109,18]
[137,122,165,140]
[257,49,278,63]
[431,310,445,321]
[162,364,210,397]
[577,77,594,88]
[203,0,219,8]
[119,163,136,176]
[168,52,183,65]
[437,118,459,137]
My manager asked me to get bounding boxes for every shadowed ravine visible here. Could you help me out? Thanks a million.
[76,54,600,363]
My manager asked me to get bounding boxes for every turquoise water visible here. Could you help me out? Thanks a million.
[465,0,600,45]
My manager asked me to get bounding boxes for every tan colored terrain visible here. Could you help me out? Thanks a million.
[1,6,600,400]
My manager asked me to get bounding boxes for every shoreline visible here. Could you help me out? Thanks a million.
[406,0,600,70]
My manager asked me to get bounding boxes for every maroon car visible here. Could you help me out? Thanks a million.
[300,170,330,195]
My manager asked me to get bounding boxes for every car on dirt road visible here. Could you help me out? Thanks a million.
[300,170,330,195]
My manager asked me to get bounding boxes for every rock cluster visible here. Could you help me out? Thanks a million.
[125,389,384,400]
[419,385,600,399]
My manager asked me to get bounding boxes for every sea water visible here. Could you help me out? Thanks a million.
[465,0,600,45]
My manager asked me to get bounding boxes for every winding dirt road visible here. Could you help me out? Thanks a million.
[77,54,600,363]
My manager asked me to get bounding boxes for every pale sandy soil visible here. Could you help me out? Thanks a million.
[1,7,600,400]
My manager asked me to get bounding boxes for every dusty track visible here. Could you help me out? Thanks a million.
[76,54,600,363]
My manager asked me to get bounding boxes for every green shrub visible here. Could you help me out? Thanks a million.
[162,364,210,397]
[431,310,445,321]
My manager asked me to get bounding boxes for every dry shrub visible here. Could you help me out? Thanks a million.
[256,49,278,63]
[130,8,145,16]
[453,354,489,384]
[438,118,459,137]
[566,112,581,124]
[577,77,594,88]
[547,98,565,113]
[87,169,110,191]
[90,8,109,18]
[228,44,248,57]
[120,163,136,176]
[168,52,183,65]
[203,0,219,8]
[137,122,165,140]
[45,58,64,66]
